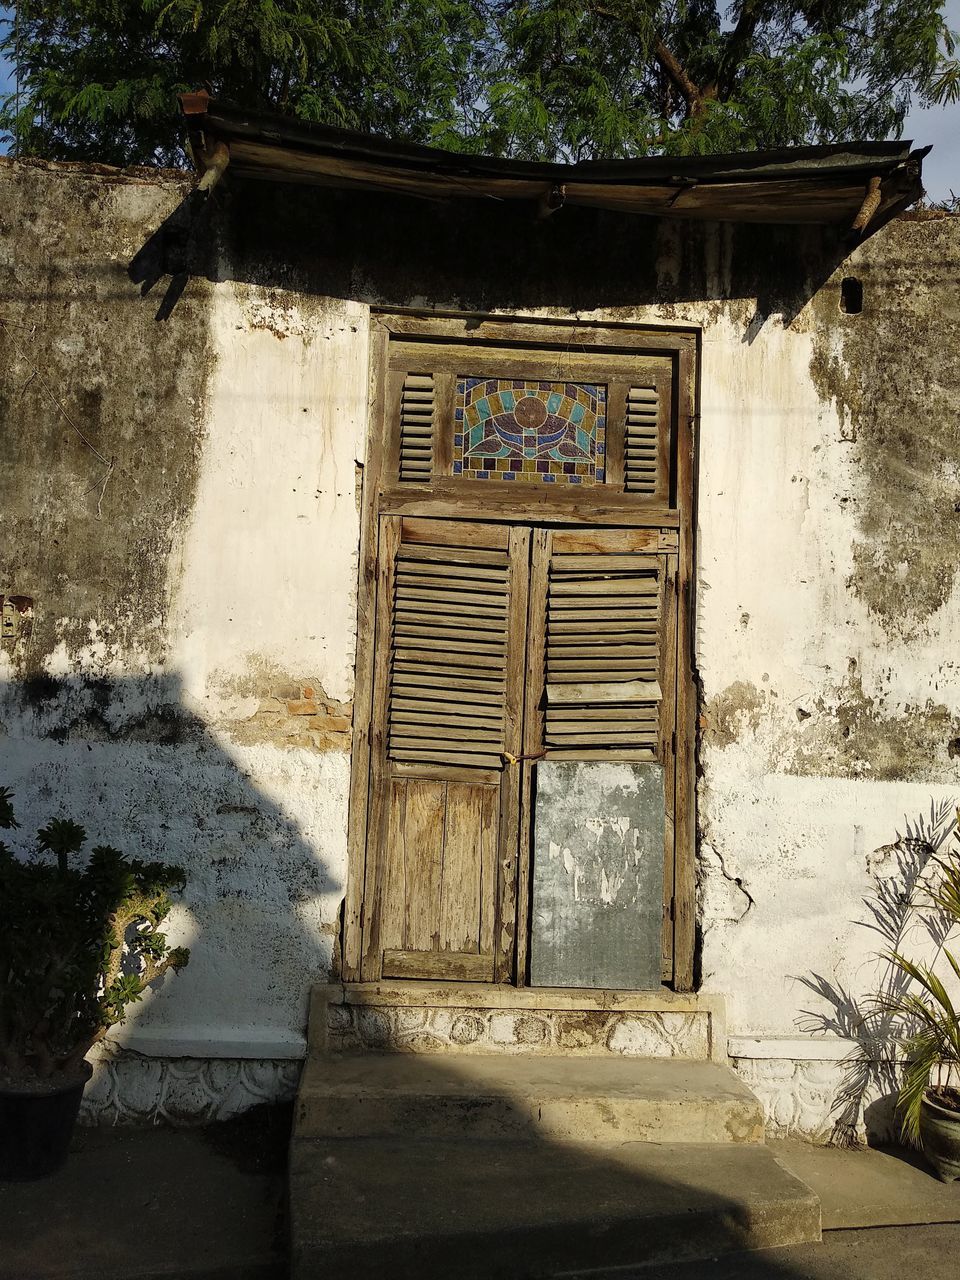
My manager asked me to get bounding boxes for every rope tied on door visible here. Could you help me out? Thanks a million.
[502,750,548,765]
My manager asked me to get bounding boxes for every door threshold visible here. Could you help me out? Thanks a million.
[311,983,727,1062]
[321,979,718,1013]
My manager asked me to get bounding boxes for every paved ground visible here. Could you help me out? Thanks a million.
[2,1110,959,1279]
[634,1223,960,1279]
[0,1104,290,1280]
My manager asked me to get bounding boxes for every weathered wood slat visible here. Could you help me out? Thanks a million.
[399,372,435,483]
[392,709,503,728]
[391,748,505,769]
[547,609,659,624]
[439,784,486,952]
[395,610,507,633]
[395,562,508,582]
[548,630,658,646]
[546,706,659,723]
[392,761,500,785]
[390,723,503,743]
[548,643,658,660]
[393,596,507,619]
[546,680,662,705]
[400,779,445,951]
[548,661,658,677]
[547,667,659,683]
[397,541,510,564]
[549,619,659,633]
[395,633,506,653]
[550,528,665,553]
[624,384,662,497]
[551,554,660,572]
[395,585,508,609]
[394,650,506,671]
[400,517,511,549]
[381,949,494,982]
[391,683,504,704]
[545,747,659,762]
[393,636,505,657]
[545,737,660,747]
[549,578,659,595]
[391,672,505,695]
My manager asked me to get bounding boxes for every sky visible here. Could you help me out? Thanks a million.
[0,3,957,199]
[900,0,960,202]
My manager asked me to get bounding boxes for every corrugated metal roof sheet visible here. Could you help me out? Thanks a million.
[180,91,926,233]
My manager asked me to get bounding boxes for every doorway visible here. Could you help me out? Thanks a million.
[341,315,697,991]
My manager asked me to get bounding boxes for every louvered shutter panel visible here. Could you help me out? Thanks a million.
[623,385,662,495]
[543,545,672,760]
[387,536,509,771]
[398,372,434,482]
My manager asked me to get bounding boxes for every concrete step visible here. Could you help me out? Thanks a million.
[295,1054,765,1144]
[288,1135,821,1279]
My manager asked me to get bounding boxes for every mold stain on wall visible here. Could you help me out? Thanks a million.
[702,666,960,785]
[0,157,214,679]
[809,217,960,634]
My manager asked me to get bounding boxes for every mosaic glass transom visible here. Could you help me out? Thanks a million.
[453,377,606,484]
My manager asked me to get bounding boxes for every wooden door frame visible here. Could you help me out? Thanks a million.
[340,310,699,990]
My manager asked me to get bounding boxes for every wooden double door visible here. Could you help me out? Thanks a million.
[358,515,679,985]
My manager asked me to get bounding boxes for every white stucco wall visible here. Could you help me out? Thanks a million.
[4,159,958,1133]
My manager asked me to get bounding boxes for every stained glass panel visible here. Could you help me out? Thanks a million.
[453,377,606,484]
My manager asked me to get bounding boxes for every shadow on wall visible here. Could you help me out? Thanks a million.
[128,176,853,332]
[0,670,342,1125]
[796,797,958,1148]
[1,670,824,1277]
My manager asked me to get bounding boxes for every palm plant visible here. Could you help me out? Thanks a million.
[0,785,190,1084]
[879,812,960,1143]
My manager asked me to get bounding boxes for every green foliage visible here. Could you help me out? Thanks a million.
[0,789,190,1084]
[878,814,960,1143]
[0,0,488,164]
[0,0,956,163]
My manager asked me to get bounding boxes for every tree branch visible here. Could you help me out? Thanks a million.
[588,3,708,119]
[653,37,706,115]
[708,0,766,101]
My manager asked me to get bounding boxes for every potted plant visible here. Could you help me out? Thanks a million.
[0,786,190,1180]
[880,812,960,1180]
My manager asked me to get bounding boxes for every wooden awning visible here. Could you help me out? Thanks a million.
[180,91,926,234]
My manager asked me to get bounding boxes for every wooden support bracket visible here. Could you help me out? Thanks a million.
[197,140,230,195]
[852,175,882,234]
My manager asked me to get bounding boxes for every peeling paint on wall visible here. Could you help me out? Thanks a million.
[703,667,960,784]
[4,156,960,1131]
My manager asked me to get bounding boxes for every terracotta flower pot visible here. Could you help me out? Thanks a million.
[919,1089,960,1183]
[0,1061,93,1181]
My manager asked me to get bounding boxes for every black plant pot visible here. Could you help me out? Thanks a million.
[0,1061,93,1181]
[920,1089,960,1182]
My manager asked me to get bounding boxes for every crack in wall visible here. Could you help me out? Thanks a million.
[711,846,755,918]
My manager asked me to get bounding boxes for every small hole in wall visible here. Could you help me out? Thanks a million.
[840,277,863,314]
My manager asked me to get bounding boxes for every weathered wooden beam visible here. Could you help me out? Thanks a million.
[197,140,231,196]
[851,174,882,233]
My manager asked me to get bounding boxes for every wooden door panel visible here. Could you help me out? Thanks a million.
[439,782,498,953]
[522,530,678,983]
[362,517,527,981]
[379,777,499,960]
[399,779,445,951]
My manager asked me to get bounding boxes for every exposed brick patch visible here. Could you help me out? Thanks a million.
[227,681,353,751]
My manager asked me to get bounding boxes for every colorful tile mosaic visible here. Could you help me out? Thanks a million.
[453,377,606,484]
